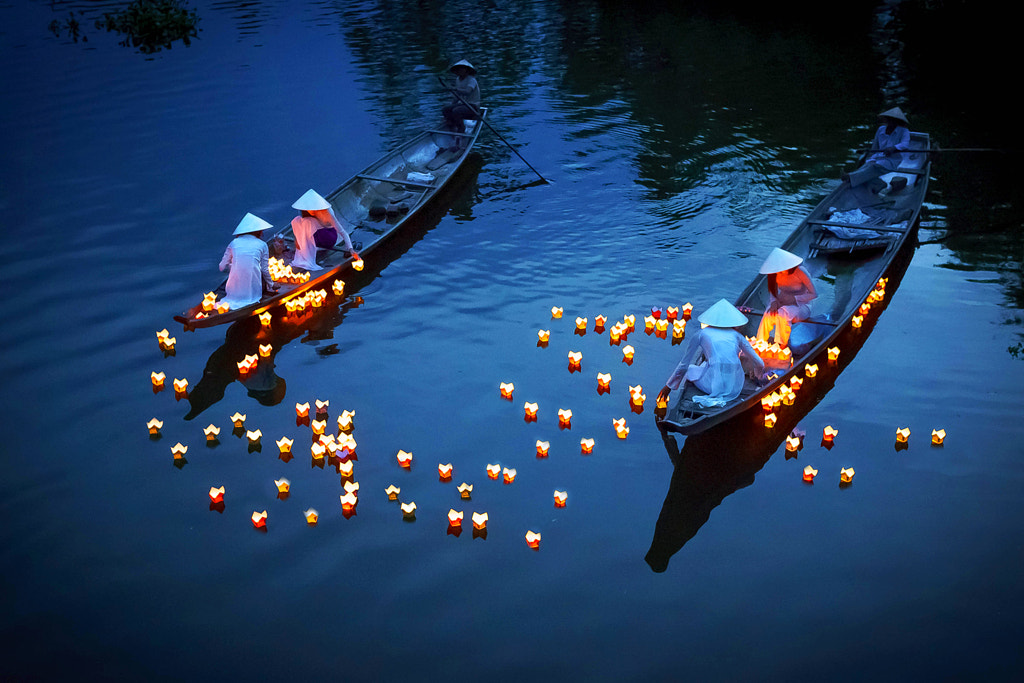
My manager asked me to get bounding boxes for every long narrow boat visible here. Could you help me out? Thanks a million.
[658,131,931,435]
[174,110,488,330]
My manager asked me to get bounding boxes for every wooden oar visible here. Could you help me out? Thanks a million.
[437,75,550,184]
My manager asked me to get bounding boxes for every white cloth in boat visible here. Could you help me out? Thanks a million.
[757,265,816,346]
[219,234,274,309]
[665,327,765,407]
[864,123,911,171]
[823,207,909,240]
[290,208,355,271]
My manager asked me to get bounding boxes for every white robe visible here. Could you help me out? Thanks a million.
[290,215,322,271]
[219,235,273,309]
[665,327,765,407]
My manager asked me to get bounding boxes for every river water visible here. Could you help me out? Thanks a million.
[2,1,1022,679]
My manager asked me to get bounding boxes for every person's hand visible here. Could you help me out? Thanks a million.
[657,386,671,404]
[351,250,361,261]
[768,300,780,313]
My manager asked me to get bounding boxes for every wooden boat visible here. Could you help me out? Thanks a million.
[657,131,931,435]
[174,109,488,330]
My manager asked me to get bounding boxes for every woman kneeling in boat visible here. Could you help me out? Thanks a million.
[290,189,359,271]
[657,299,765,409]
[219,213,278,309]
[756,248,817,347]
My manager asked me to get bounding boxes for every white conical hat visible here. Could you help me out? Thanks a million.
[878,107,908,125]
[449,59,477,75]
[698,299,748,328]
[292,189,331,211]
[233,212,272,236]
[759,247,803,274]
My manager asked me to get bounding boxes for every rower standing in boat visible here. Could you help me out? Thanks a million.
[442,59,481,144]
[842,107,911,193]
[657,299,765,409]
[756,248,817,347]
[289,189,360,271]
[218,213,278,309]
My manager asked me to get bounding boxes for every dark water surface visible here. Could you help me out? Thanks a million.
[2,1,1022,679]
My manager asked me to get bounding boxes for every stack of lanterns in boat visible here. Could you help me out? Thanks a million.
[269,256,312,285]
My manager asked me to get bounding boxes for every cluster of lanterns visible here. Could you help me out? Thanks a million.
[269,257,311,284]
[284,288,328,314]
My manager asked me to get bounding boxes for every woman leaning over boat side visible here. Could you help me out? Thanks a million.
[842,106,911,192]
[289,189,360,271]
[219,213,278,309]
[657,299,766,409]
[442,59,481,140]
[756,248,817,347]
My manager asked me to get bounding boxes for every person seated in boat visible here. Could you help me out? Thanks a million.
[756,247,817,347]
[442,59,481,139]
[842,107,911,193]
[218,213,278,309]
[656,299,765,409]
[289,189,359,271]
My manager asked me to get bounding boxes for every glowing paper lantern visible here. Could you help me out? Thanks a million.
[644,315,656,333]
[823,426,839,442]
[764,413,777,429]
[276,437,293,454]
[786,434,801,452]
[536,440,550,457]
[551,307,563,319]
[209,486,225,503]
[672,320,686,339]
[597,372,611,391]
[337,410,355,432]
[575,316,588,331]
[537,329,550,343]
[275,478,290,494]
[499,382,515,399]
[332,279,345,295]
[896,427,911,443]
[580,437,595,454]
[613,417,629,439]
[469,512,487,530]
[160,336,176,351]
[859,302,871,316]
[310,442,326,460]
[397,450,413,468]
[458,483,473,499]
[338,460,354,478]
[295,402,310,418]
[827,346,841,362]
[609,326,621,344]
[340,492,358,510]
[802,466,818,482]
[311,419,326,436]
[931,429,946,446]
[656,319,669,335]
[622,345,635,362]
[805,364,818,378]
[629,385,646,406]
[594,315,607,330]
[352,257,364,271]
[558,409,573,427]
[246,429,262,444]
[851,315,863,329]
[173,378,188,394]
[252,510,268,528]
[343,481,360,496]
[151,371,166,390]
[315,399,330,416]
[385,485,401,501]
[567,351,583,367]
[782,389,796,406]
[304,509,318,525]
[259,311,272,328]
[486,464,501,479]
[229,413,246,429]
[525,531,541,549]
[502,467,517,484]
[147,418,163,436]
[524,402,539,420]
[840,467,855,483]
[401,502,417,519]
[656,395,669,410]
[216,302,230,314]
[438,463,453,480]
[447,509,464,526]
[171,443,188,459]
[790,376,804,391]
[554,490,568,507]
[666,306,679,321]
[681,303,693,319]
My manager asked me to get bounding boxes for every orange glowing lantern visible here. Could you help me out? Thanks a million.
[802,466,818,482]
[656,319,669,335]
[575,316,588,331]
[385,484,401,501]
[580,437,595,454]
[651,307,662,319]
[644,315,656,334]
[340,492,358,510]
[209,486,225,503]
[656,394,669,410]
[338,460,354,478]
[401,502,417,519]
[805,364,818,378]
[156,328,169,342]
[458,483,473,499]
[595,314,608,330]
[764,412,778,429]
[258,343,272,358]
[311,419,326,436]
[666,306,679,321]
[568,351,583,367]
[672,320,686,339]
[215,301,230,314]
[173,378,188,394]
[931,429,946,446]
[859,302,871,316]
[827,346,841,362]
[304,508,318,525]
[554,490,568,507]
[537,329,550,343]
[147,418,163,436]
[486,464,501,479]
[447,509,464,526]
[275,478,290,494]
[823,426,839,442]
[352,257,364,271]
[337,410,355,432]
[500,382,515,399]
[332,279,345,296]
[608,325,622,344]
[295,402,310,418]
[471,512,488,529]
[782,389,796,406]
[502,467,517,484]
[622,345,635,362]
[338,434,357,455]
[851,315,863,329]
[536,440,550,457]
[629,385,646,404]
[276,436,293,454]
[896,427,911,443]
[790,376,803,391]
[171,442,188,459]
[558,408,573,427]
[438,463,453,480]
[786,434,801,452]
[201,425,218,442]
[343,481,360,496]
[597,372,611,391]
[160,335,176,352]
[396,449,413,468]
[840,467,855,483]
[311,441,326,460]
[246,429,262,444]
[613,417,629,439]
[251,510,267,528]
[681,303,693,319]
[315,399,330,416]
[525,531,541,549]
[151,371,166,390]
[259,311,272,328]
[524,402,539,420]
[226,412,244,429]
[551,307,563,319]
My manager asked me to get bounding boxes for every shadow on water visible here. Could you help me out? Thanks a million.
[184,155,483,420]
[645,227,917,572]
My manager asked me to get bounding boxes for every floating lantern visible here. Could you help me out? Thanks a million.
[790,376,804,391]
[295,402,310,418]
[536,440,550,457]
[352,257,364,271]
[202,293,217,312]
[551,307,563,319]
[471,512,488,529]
[827,346,841,362]
[311,442,326,460]
[438,463,453,480]
[896,427,911,443]
[340,492,358,510]
[401,502,417,519]
[458,483,473,499]
[597,372,611,391]
[655,319,669,336]
[397,450,413,468]
[672,320,686,339]
[609,326,621,344]
[173,378,188,394]
[147,418,163,436]
[851,315,863,329]
[304,509,318,525]
[275,478,290,494]
[156,328,169,343]
[315,399,329,417]
[311,419,326,436]
[332,279,345,296]
[486,463,501,479]
[805,364,818,378]
[251,510,267,528]
[209,486,225,503]
[802,466,818,482]
[840,467,855,483]
[338,433,357,455]
[171,442,188,459]
[276,436,293,454]
[385,484,401,500]
[575,316,588,331]
[537,329,550,343]
[246,429,262,444]
[337,410,355,432]
[760,395,774,412]
[622,345,635,362]
[931,429,946,446]
[782,389,796,406]
[338,460,354,478]
[259,311,272,328]
[500,382,515,399]
[216,302,230,314]
[229,412,246,429]
[343,481,360,496]
[823,426,839,442]
[554,490,568,507]
[525,531,541,549]
[644,315,656,334]
[786,434,801,452]
[238,354,258,372]
[594,315,607,331]
[656,394,669,410]
[764,412,777,429]
[160,335,176,352]
[568,351,583,367]
[580,437,595,454]
[681,303,693,319]
[502,467,517,484]
[258,343,272,358]
[151,371,166,390]
[558,409,573,427]
[613,417,629,439]
[447,509,464,526]
[651,307,662,319]
[524,402,539,420]
[666,306,679,321]
[629,385,646,404]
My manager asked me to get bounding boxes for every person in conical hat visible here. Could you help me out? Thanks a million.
[289,189,359,271]
[842,105,911,191]
[756,248,816,346]
[442,58,482,139]
[657,299,765,409]
[219,213,278,309]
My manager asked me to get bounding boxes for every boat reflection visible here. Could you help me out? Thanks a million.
[184,156,482,420]
[646,234,916,572]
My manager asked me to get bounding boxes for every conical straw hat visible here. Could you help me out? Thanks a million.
[233,212,272,236]
[878,107,908,125]
[449,59,477,75]
[698,299,748,328]
[292,189,331,211]
[759,247,803,274]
